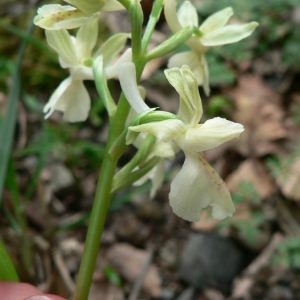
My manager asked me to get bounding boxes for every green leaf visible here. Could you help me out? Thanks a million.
[0,240,19,281]
[0,20,33,206]
[103,267,122,286]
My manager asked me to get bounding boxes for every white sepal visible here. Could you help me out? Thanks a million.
[181,117,244,152]
[119,62,150,114]
[177,1,198,27]
[200,7,233,33]
[201,22,259,47]
[34,4,91,30]
[44,75,91,122]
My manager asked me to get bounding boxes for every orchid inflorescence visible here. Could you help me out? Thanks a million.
[35,0,258,222]
[34,1,258,297]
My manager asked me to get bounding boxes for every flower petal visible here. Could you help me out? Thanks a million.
[34,4,91,30]
[95,33,131,67]
[119,62,150,114]
[46,29,79,67]
[164,0,183,33]
[64,0,105,14]
[149,160,166,198]
[105,48,132,79]
[151,140,177,159]
[201,22,259,47]
[177,1,198,27]
[165,65,202,125]
[169,151,235,221]
[43,76,72,118]
[129,119,186,142]
[44,76,90,122]
[57,80,91,122]
[200,7,233,34]
[76,13,99,59]
[102,0,126,11]
[182,117,244,152]
[168,51,210,96]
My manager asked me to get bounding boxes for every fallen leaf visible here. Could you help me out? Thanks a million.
[89,282,125,300]
[226,158,276,199]
[272,154,300,201]
[107,243,161,298]
[228,75,288,156]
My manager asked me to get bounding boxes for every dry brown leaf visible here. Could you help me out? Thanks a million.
[89,282,125,300]
[191,210,220,231]
[273,155,300,201]
[226,158,276,199]
[107,243,161,298]
[228,75,288,156]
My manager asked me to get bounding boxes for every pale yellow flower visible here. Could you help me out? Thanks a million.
[165,0,258,95]
[119,62,243,221]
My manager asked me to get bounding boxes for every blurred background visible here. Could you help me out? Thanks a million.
[1,0,300,299]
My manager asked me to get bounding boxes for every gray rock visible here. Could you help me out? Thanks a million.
[178,232,247,295]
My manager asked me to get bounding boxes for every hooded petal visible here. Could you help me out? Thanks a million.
[200,7,233,34]
[129,119,186,142]
[34,4,91,30]
[165,65,202,125]
[177,1,198,27]
[64,0,105,14]
[181,117,244,152]
[200,22,259,47]
[168,51,210,96]
[169,151,235,221]
[46,29,79,67]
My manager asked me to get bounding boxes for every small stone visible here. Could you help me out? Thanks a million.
[267,285,294,300]
[178,232,248,295]
[159,240,179,269]
[50,164,74,192]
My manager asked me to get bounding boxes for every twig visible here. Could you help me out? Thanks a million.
[128,245,154,300]
[231,233,284,300]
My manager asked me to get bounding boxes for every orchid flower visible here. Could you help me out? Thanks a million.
[34,0,126,30]
[119,62,244,222]
[44,16,131,122]
[164,0,258,95]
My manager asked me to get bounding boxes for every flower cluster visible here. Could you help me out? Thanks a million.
[34,0,258,221]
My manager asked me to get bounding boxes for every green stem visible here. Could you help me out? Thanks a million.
[113,135,156,188]
[129,0,144,61]
[146,26,196,62]
[141,0,164,54]
[73,96,130,300]
[74,1,164,298]
[112,156,160,193]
